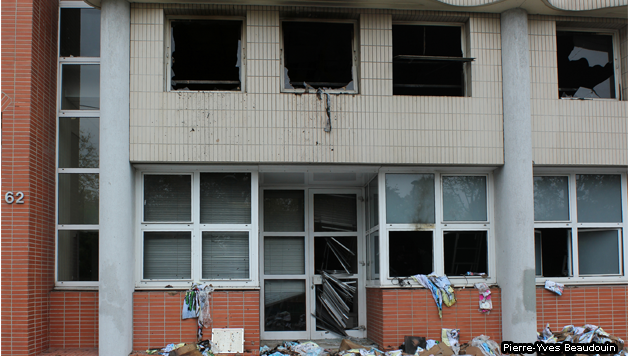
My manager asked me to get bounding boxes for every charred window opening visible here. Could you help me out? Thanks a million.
[389,231,433,277]
[557,32,616,99]
[444,231,487,276]
[393,25,471,96]
[170,20,242,91]
[282,21,355,90]
[535,228,572,277]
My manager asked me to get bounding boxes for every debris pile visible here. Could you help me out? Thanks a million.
[538,323,627,355]
[146,340,214,356]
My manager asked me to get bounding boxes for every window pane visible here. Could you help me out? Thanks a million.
[386,174,435,224]
[58,173,99,224]
[283,22,354,90]
[264,280,306,331]
[59,117,99,168]
[171,20,242,91]
[578,230,620,275]
[534,176,569,221]
[58,230,98,281]
[389,231,433,277]
[576,174,622,222]
[265,237,305,275]
[444,231,487,276]
[61,64,100,110]
[143,232,191,279]
[263,190,304,232]
[367,231,380,280]
[535,228,572,277]
[144,175,191,222]
[315,236,357,275]
[314,194,357,232]
[200,173,251,224]
[202,232,249,279]
[557,32,615,99]
[315,279,358,330]
[60,8,101,57]
[369,177,379,229]
[442,176,487,221]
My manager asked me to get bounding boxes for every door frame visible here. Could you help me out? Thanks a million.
[259,187,367,340]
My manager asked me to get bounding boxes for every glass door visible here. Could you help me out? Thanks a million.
[260,188,365,340]
[309,189,366,339]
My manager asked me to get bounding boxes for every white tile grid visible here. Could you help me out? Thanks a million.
[129,6,523,165]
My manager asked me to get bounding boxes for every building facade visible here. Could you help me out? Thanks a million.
[2,0,628,355]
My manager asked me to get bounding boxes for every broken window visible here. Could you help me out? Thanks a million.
[393,24,471,96]
[169,20,243,91]
[444,231,488,276]
[282,21,356,91]
[557,31,616,99]
[535,228,572,277]
[315,236,358,275]
[389,231,433,277]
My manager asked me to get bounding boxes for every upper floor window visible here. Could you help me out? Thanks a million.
[393,24,472,96]
[167,19,244,91]
[557,31,618,99]
[281,20,358,93]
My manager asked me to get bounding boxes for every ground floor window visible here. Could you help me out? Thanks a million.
[534,172,626,282]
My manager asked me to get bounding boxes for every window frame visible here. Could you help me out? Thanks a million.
[135,167,259,289]
[376,168,495,287]
[279,18,360,94]
[164,15,247,93]
[556,27,622,101]
[533,168,628,284]
[391,21,472,97]
[55,1,101,289]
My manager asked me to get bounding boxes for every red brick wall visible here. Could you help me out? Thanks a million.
[49,291,99,348]
[133,290,260,353]
[366,287,502,349]
[536,285,628,340]
[1,0,59,354]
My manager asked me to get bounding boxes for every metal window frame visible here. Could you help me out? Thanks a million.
[533,169,628,284]
[135,168,259,289]
[55,4,101,289]
[279,18,360,94]
[164,15,247,93]
[556,27,623,101]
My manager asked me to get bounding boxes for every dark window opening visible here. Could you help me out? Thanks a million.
[315,236,358,275]
[282,22,354,90]
[393,25,470,96]
[557,32,615,99]
[535,228,572,277]
[170,20,242,91]
[389,231,433,277]
[444,231,487,276]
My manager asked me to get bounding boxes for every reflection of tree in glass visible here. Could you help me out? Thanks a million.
[78,127,98,168]
[443,176,486,221]
[534,176,568,221]
[576,174,621,222]
[263,191,304,231]
[386,174,434,224]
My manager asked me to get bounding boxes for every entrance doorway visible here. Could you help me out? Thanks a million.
[260,187,366,340]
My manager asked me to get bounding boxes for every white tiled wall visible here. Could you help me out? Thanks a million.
[129,4,504,164]
[529,15,628,165]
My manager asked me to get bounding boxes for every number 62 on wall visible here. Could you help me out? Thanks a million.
[5,191,25,204]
